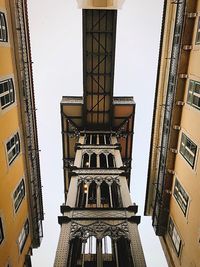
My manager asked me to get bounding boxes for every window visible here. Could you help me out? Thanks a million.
[168,217,182,255]
[82,153,90,168]
[0,79,15,109]
[6,132,20,165]
[173,178,189,215]
[13,179,25,212]
[180,133,197,168]
[196,17,200,44]
[77,182,87,208]
[84,236,96,254]
[85,134,97,145]
[0,12,7,42]
[99,153,107,168]
[0,217,4,244]
[18,219,29,253]
[111,182,122,208]
[88,182,97,207]
[92,134,97,145]
[85,134,110,145]
[187,80,200,110]
[108,153,115,168]
[102,236,112,254]
[100,182,110,207]
[90,153,97,168]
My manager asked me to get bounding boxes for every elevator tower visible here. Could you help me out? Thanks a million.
[54,1,146,266]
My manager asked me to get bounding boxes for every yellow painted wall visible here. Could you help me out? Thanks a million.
[0,0,32,266]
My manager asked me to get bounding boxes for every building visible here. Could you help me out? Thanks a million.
[145,0,200,266]
[0,0,43,266]
[54,1,146,266]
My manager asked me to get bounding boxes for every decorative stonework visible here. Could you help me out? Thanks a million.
[74,169,123,175]
[72,210,126,219]
[81,148,116,155]
[77,175,120,185]
[70,220,129,241]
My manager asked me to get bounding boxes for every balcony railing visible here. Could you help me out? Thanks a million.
[152,0,186,236]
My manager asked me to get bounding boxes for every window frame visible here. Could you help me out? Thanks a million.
[18,219,29,253]
[0,11,8,42]
[0,217,4,244]
[6,132,20,165]
[195,16,200,44]
[179,133,197,168]
[0,78,15,110]
[173,178,189,216]
[13,179,25,213]
[168,217,182,256]
[187,80,200,110]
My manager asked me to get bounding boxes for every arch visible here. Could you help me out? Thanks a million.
[108,153,115,168]
[111,181,122,208]
[105,134,110,144]
[82,153,89,168]
[100,181,110,207]
[100,153,107,168]
[85,134,90,144]
[90,153,97,168]
[88,181,97,207]
[116,236,134,267]
[67,237,82,267]
[92,134,97,145]
[77,181,87,208]
[102,236,112,254]
[99,134,105,145]
[85,235,97,254]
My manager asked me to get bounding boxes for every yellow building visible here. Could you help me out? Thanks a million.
[145,0,200,266]
[0,0,43,266]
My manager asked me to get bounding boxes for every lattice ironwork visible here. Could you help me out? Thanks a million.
[152,0,186,236]
[83,9,117,128]
[70,220,129,241]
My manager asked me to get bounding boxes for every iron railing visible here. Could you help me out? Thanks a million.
[152,0,186,236]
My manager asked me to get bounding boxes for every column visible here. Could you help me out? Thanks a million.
[54,223,71,267]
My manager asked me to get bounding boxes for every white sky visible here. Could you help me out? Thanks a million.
[27,0,168,266]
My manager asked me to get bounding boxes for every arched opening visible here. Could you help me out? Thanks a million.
[99,134,105,145]
[85,134,90,144]
[105,134,110,144]
[82,235,97,265]
[85,236,97,254]
[90,153,97,168]
[108,153,115,168]
[82,153,89,168]
[102,236,116,266]
[67,237,82,267]
[116,237,134,267]
[102,236,112,254]
[92,134,97,145]
[77,182,87,208]
[88,182,97,207]
[100,182,110,207]
[111,182,122,208]
[100,153,107,168]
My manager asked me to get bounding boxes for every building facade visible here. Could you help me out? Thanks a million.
[145,0,200,266]
[0,0,43,266]
[54,1,146,266]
